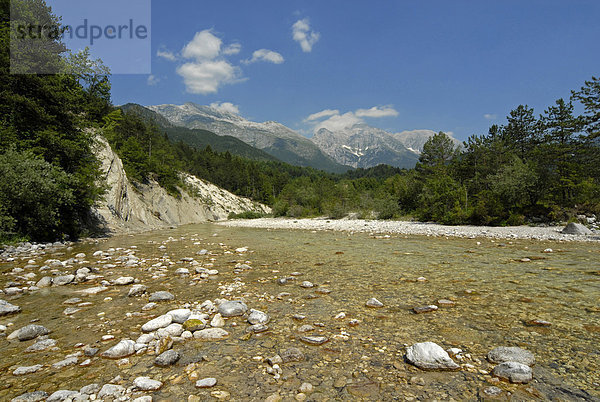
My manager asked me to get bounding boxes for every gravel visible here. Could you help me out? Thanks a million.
[219,217,600,242]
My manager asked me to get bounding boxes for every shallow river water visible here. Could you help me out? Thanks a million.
[1,223,599,401]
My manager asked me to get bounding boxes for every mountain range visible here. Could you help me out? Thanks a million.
[147,103,348,173]
[143,102,461,171]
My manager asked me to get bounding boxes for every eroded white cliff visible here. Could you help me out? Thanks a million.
[92,136,270,234]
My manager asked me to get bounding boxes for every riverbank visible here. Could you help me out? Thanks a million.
[218,217,600,242]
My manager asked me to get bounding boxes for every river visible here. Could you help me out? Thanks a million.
[1,223,599,400]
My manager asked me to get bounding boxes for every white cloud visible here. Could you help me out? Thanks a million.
[223,43,242,55]
[182,30,222,61]
[157,48,177,61]
[355,106,399,118]
[209,101,240,115]
[176,60,241,95]
[292,18,320,52]
[147,74,159,86]
[305,109,339,121]
[315,112,362,132]
[306,105,399,133]
[484,113,497,120]
[243,49,284,65]
[176,30,246,95]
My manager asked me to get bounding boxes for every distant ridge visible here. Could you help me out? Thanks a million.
[120,104,280,162]
[147,102,350,173]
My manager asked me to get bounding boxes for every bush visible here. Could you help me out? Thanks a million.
[0,148,75,241]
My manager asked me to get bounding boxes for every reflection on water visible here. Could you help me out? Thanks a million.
[1,223,599,400]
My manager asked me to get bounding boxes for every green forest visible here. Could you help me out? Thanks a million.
[1,0,599,243]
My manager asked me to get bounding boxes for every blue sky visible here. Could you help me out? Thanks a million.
[96,0,599,141]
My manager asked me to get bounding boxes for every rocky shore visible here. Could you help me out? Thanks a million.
[219,217,600,242]
[1,224,598,401]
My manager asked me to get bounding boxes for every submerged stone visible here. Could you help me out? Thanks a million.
[492,361,533,383]
[366,298,383,308]
[0,299,21,316]
[487,346,535,366]
[218,300,248,317]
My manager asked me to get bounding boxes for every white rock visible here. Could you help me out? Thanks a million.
[133,376,163,391]
[248,309,270,325]
[210,313,225,327]
[167,308,191,323]
[366,298,384,308]
[193,328,229,341]
[405,342,459,370]
[100,339,135,359]
[195,377,217,388]
[141,314,173,332]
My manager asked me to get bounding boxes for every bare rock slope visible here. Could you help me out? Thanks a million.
[92,136,269,234]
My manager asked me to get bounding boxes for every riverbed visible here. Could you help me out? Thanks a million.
[1,223,599,401]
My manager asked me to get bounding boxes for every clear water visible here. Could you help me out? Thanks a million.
[1,223,599,400]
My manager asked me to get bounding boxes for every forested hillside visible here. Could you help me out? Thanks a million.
[0,0,108,241]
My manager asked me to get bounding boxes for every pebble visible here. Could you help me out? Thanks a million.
[246,323,269,333]
[210,313,225,327]
[47,390,79,401]
[413,305,438,314]
[9,324,50,341]
[25,338,57,352]
[365,298,383,308]
[248,309,270,325]
[437,299,456,307]
[100,339,136,359]
[142,314,173,332]
[128,284,147,297]
[300,281,314,288]
[13,364,44,375]
[97,384,126,399]
[52,356,78,369]
[134,376,163,391]
[167,308,192,323]
[10,391,48,401]
[281,347,305,362]
[183,319,206,332]
[149,291,175,302]
[52,275,75,286]
[193,328,229,340]
[487,346,535,366]
[112,276,135,285]
[195,377,217,388]
[299,383,313,393]
[300,335,329,345]
[217,300,248,317]
[155,349,180,366]
[492,361,533,383]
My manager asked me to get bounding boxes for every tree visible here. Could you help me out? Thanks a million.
[572,76,600,139]
[501,105,538,159]
[537,98,584,205]
[417,131,458,173]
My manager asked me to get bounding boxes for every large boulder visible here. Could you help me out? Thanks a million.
[561,222,592,235]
